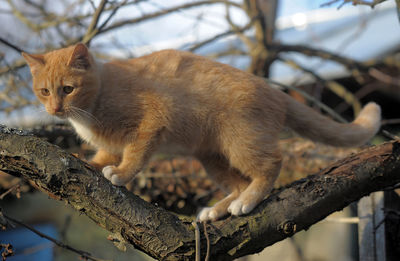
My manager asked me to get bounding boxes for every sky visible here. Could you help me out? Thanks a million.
[0,0,399,124]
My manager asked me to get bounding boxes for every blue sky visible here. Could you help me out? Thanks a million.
[279,0,328,16]
[0,0,399,124]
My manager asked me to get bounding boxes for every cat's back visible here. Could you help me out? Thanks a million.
[130,50,239,77]
[107,49,277,110]
[129,49,207,74]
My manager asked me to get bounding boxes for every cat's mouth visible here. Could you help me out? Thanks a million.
[51,106,83,119]
[48,108,69,119]
[54,112,68,118]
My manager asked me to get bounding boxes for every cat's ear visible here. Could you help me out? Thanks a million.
[67,43,91,70]
[22,52,45,76]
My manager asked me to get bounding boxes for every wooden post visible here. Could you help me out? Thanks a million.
[358,192,386,261]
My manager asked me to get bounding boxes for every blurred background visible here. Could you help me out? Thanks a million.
[0,0,399,260]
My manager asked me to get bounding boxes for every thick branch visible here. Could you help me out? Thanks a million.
[0,125,400,260]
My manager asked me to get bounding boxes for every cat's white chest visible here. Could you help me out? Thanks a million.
[68,118,95,144]
[68,118,122,153]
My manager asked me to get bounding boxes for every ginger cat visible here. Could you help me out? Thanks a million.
[22,43,381,222]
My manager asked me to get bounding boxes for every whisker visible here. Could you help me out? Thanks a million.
[35,108,62,126]
[77,108,103,127]
[67,106,103,128]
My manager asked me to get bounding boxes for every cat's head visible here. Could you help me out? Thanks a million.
[22,43,101,118]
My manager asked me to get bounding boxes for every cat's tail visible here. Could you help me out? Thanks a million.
[284,96,381,147]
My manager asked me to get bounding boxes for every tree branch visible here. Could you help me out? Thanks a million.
[0,125,400,260]
[188,21,254,52]
[268,43,369,72]
[82,0,109,45]
[0,212,109,261]
[0,37,25,53]
[98,0,241,36]
[321,0,388,9]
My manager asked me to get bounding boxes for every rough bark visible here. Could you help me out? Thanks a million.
[0,125,399,260]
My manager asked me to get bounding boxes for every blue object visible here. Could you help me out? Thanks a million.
[0,224,57,261]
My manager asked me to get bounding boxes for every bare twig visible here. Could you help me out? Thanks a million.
[321,0,387,9]
[278,57,362,115]
[335,83,378,113]
[368,68,400,87]
[0,38,25,53]
[0,184,20,200]
[98,0,240,35]
[325,81,362,115]
[269,43,400,88]
[224,2,255,51]
[325,217,360,223]
[396,0,400,23]
[382,130,400,140]
[0,60,26,77]
[188,21,254,52]
[82,0,108,45]
[97,0,128,33]
[203,222,210,261]
[88,0,96,11]
[268,43,369,73]
[382,182,400,191]
[1,212,110,261]
[382,119,400,126]
[320,0,341,7]
[193,221,201,261]
[264,78,347,123]
[5,0,85,32]
[268,77,398,141]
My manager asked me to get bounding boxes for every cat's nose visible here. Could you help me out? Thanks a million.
[52,105,63,114]
[53,106,61,113]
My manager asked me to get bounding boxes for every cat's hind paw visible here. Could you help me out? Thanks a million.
[197,206,229,222]
[197,207,218,222]
[102,165,131,186]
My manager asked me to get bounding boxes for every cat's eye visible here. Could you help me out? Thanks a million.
[63,86,74,94]
[41,88,50,96]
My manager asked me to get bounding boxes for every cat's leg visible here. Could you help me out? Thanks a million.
[89,148,121,170]
[198,192,239,222]
[197,154,250,222]
[102,131,158,186]
[219,118,283,216]
[227,150,281,216]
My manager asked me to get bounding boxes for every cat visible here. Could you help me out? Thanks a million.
[22,43,381,222]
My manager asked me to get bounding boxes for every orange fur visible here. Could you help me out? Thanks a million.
[22,43,381,221]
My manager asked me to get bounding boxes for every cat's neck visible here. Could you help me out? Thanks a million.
[87,60,104,113]
[68,117,94,142]
[67,60,104,122]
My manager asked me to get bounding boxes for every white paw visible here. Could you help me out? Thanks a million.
[102,165,127,186]
[228,199,255,216]
[102,165,115,180]
[110,175,128,186]
[197,207,218,222]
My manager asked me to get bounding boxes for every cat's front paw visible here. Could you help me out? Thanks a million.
[102,165,132,186]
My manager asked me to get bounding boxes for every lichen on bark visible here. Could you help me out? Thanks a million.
[1,125,400,260]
